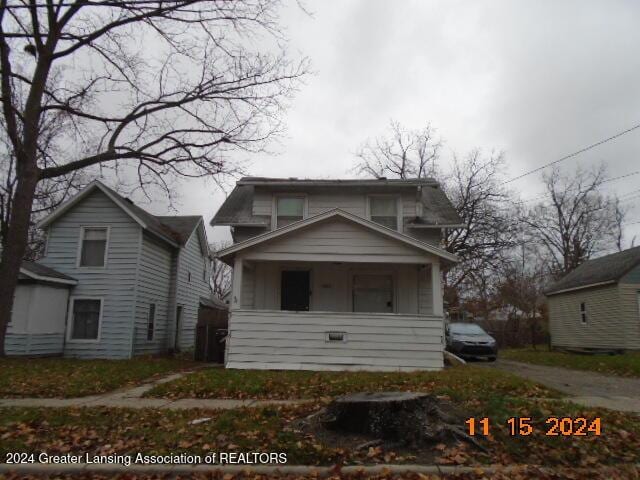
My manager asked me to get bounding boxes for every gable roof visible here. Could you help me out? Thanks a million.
[20,261,78,286]
[217,208,459,263]
[211,177,463,228]
[37,181,207,251]
[546,246,640,295]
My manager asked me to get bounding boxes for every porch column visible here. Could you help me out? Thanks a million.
[231,256,243,310]
[431,261,443,316]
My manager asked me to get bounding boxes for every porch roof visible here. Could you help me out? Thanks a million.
[217,209,459,264]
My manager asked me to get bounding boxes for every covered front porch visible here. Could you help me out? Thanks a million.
[218,209,457,371]
[227,257,446,371]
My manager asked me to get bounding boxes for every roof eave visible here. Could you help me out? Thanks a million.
[545,280,617,296]
[217,208,459,264]
[19,267,78,286]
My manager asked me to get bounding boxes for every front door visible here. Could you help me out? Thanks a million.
[281,270,310,311]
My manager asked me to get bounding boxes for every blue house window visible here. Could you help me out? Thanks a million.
[70,298,102,340]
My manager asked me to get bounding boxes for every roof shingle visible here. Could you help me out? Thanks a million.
[546,246,640,295]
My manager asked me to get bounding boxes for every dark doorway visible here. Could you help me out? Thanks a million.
[281,270,310,311]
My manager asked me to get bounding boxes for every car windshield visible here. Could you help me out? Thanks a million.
[448,323,486,335]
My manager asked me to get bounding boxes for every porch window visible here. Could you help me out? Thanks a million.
[79,227,108,267]
[70,298,102,340]
[369,196,398,230]
[352,274,394,313]
[276,197,305,228]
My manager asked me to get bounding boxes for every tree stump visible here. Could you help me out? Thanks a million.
[321,391,477,448]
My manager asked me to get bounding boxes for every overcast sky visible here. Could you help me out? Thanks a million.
[154,0,640,246]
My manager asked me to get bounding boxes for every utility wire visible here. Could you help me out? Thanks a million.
[502,123,640,185]
[518,170,640,204]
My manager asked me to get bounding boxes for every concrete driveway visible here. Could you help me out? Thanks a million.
[484,359,640,414]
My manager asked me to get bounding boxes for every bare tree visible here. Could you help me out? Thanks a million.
[210,241,231,299]
[441,151,518,293]
[522,165,626,276]
[353,120,441,179]
[0,0,308,355]
[352,121,518,309]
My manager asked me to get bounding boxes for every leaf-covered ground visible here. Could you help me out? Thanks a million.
[1,467,639,480]
[144,365,557,401]
[0,357,197,398]
[1,393,638,468]
[502,348,640,377]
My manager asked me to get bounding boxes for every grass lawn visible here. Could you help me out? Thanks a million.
[502,348,640,377]
[0,390,638,468]
[0,357,197,398]
[144,365,557,401]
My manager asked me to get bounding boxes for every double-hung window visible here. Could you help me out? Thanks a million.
[79,227,108,267]
[275,196,305,228]
[369,196,399,230]
[580,302,587,324]
[70,298,102,340]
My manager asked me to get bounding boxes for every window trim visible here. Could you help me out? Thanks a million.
[580,301,587,325]
[271,194,308,230]
[349,268,398,314]
[76,225,110,269]
[67,296,104,343]
[366,194,402,232]
[147,303,156,341]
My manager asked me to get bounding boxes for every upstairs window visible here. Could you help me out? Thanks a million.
[580,302,587,324]
[369,196,398,230]
[275,197,305,228]
[79,227,108,267]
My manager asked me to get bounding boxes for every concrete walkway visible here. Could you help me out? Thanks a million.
[485,359,640,414]
[0,370,309,410]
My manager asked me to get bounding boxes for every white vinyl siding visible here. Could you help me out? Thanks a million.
[253,217,433,258]
[132,233,174,355]
[249,187,441,245]
[5,284,69,356]
[173,228,211,351]
[226,310,444,371]
[39,190,140,359]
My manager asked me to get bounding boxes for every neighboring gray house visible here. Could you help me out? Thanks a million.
[6,181,211,359]
[211,177,462,371]
[546,246,640,351]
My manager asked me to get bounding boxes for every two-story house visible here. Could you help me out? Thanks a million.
[211,177,462,371]
[6,180,211,359]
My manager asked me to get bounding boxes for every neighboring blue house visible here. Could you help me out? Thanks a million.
[6,181,212,359]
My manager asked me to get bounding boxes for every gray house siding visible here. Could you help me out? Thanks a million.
[243,188,443,244]
[174,229,210,351]
[132,233,174,355]
[619,264,640,349]
[40,190,140,359]
[548,284,627,350]
[549,263,640,351]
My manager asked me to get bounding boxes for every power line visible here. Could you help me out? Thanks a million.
[518,169,640,204]
[502,122,640,185]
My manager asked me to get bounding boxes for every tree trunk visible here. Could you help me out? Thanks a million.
[0,167,39,356]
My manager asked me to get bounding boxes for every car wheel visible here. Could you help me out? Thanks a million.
[488,356,497,362]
